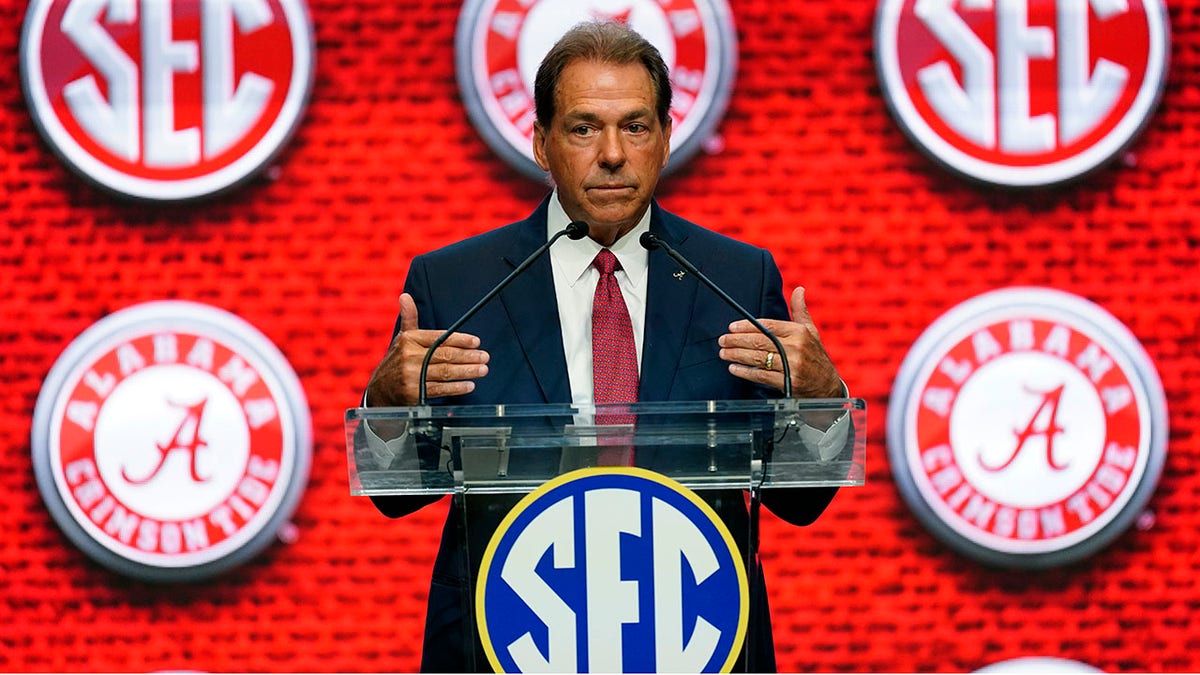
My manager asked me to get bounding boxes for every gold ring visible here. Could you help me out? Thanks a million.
[764,352,775,370]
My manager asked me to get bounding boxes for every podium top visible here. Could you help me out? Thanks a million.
[345,398,865,496]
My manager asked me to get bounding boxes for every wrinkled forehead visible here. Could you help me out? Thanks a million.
[553,60,659,114]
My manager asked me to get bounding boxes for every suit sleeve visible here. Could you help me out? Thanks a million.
[368,255,445,519]
[755,248,842,526]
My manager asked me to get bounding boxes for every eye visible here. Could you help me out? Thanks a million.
[571,125,596,137]
[626,123,648,134]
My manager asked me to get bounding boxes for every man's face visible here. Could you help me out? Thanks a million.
[533,59,671,245]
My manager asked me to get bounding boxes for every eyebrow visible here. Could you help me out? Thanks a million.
[561,108,655,126]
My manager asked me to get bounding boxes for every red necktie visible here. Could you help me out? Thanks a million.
[592,249,638,427]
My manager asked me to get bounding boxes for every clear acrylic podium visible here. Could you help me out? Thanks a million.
[345,398,865,673]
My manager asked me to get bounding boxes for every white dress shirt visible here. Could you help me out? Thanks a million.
[545,191,651,407]
[544,191,850,459]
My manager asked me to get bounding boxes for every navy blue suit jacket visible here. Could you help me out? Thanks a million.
[372,198,837,672]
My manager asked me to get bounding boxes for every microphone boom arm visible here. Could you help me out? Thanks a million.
[418,221,589,405]
[640,231,793,398]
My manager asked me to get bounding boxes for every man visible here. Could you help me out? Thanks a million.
[366,20,846,672]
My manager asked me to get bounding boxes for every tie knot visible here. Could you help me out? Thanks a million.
[593,249,621,275]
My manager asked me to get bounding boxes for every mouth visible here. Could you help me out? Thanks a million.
[587,184,635,193]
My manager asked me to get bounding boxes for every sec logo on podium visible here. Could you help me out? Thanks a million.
[476,468,749,673]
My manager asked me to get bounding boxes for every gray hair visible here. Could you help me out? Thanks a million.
[534,21,673,128]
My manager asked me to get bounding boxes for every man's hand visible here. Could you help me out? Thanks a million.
[718,286,843,398]
[365,293,490,406]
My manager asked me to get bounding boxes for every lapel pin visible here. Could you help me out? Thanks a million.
[673,270,686,280]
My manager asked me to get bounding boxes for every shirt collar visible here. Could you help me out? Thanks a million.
[546,190,651,288]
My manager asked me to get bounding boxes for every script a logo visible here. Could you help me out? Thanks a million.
[20,0,314,201]
[875,0,1169,187]
[476,468,749,673]
[122,398,213,484]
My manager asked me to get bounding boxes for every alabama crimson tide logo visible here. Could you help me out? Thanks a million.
[31,302,311,581]
[875,0,1169,187]
[455,0,737,181]
[20,0,314,201]
[888,288,1167,568]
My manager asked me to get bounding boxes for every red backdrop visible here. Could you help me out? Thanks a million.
[2,0,1198,672]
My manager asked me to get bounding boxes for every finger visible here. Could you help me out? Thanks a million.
[726,317,803,336]
[727,362,786,392]
[399,293,419,332]
[791,286,815,327]
[427,362,490,382]
[424,346,490,367]
[719,327,796,351]
[423,380,478,399]
[719,346,775,368]
[407,329,482,350]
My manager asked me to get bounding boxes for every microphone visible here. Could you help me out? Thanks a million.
[418,220,590,405]
[639,231,793,398]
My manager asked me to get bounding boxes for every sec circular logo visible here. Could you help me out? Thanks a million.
[476,467,749,673]
[874,0,1169,187]
[455,0,737,181]
[19,0,315,201]
[31,301,312,581]
[887,288,1167,568]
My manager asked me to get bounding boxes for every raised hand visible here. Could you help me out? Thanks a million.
[365,293,490,406]
[718,286,842,398]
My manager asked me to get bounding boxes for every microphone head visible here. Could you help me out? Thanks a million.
[639,231,661,250]
[566,221,590,240]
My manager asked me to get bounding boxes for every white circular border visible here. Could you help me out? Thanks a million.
[874,0,1170,187]
[31,301,312,582]
[887,287,1168,568]
[975,656,1104,673]
[19,0,315,202]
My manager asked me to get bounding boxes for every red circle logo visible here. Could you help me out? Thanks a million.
[455,0,737,180]
[875,0,1169,187]
[20,0,314,201]
[31,302,311,581]
[888,288,1167,568]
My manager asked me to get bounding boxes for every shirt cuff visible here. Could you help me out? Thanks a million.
[359,392,410,467]
[796,379,852,462]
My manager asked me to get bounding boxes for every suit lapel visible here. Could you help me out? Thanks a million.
[639,202,699,402]
[498,200,572,404]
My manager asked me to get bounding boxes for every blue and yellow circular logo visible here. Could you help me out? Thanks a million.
[476,467,749,673]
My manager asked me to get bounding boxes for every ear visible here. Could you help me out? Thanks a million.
[660,116,672,169]
[532,122,550,171]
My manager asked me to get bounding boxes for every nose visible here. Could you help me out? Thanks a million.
[597,127,626,171]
